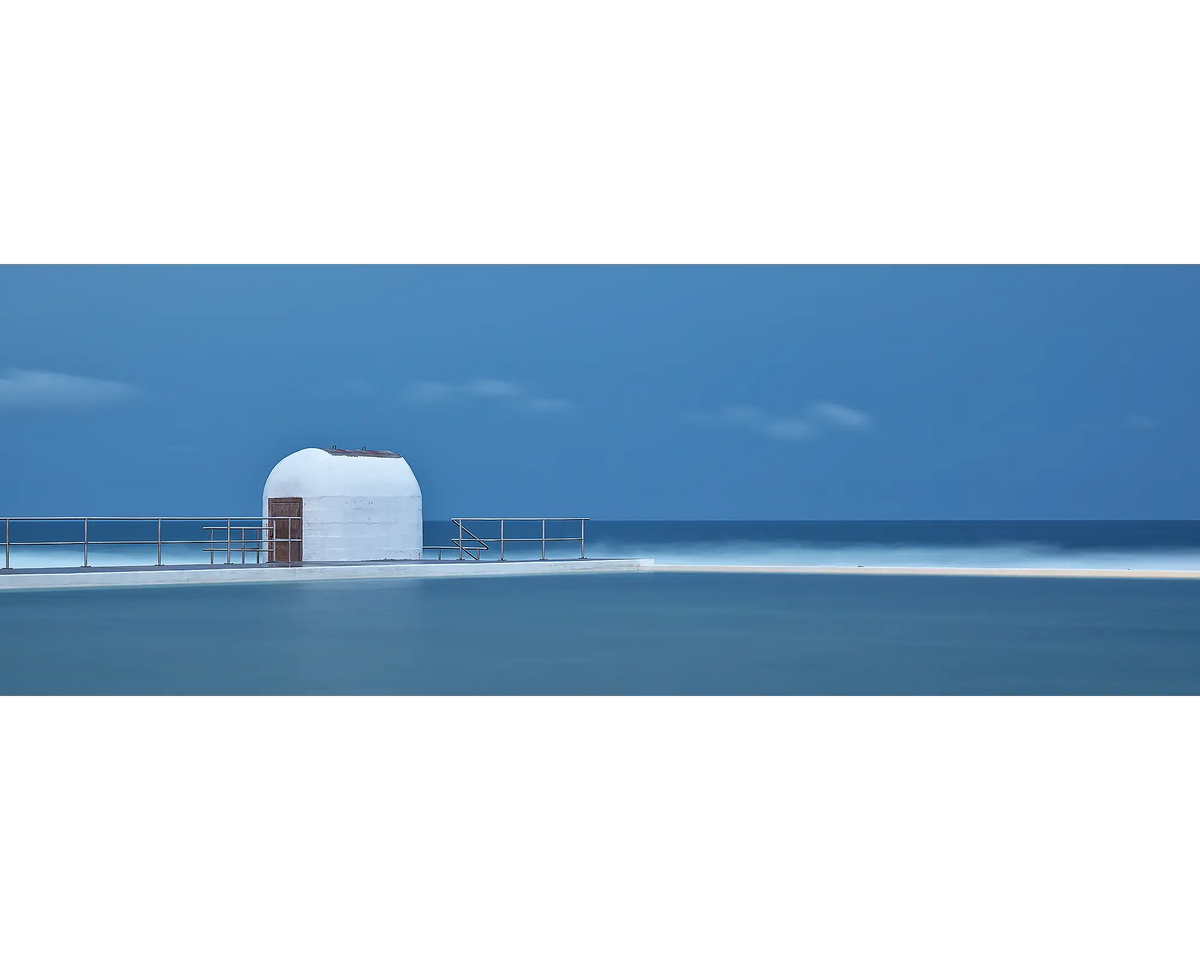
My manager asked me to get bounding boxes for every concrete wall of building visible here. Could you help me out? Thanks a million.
[261,448,423,561]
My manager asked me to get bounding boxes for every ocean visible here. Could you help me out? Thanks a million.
[2,521,1200,694]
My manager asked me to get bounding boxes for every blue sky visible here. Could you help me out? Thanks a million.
[0,266,1196,519]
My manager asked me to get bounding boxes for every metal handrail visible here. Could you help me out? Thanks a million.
[436,518,589,562]
[1,517,299,569]
[1,516,282,521]
[3,516,591,569]
[450,521,491,561]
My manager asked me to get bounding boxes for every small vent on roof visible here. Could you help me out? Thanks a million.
[325,447,402,458]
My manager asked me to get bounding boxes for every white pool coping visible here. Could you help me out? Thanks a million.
[5,559,1200,592]
[0,558,656,591]
[651,563,1200,579]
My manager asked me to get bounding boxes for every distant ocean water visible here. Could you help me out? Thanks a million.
[580,520,1200,570]
[2,521,1200,694]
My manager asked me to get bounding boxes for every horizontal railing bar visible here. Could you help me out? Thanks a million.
[201,542,295,547]
[0,541,91,547]
[190,538,292,543]
[9,540,220,547]
[0,517,277,522]
[2,541,296,550]
[108,538,282,544]
[452,537,582,543]
[4,519,585,526]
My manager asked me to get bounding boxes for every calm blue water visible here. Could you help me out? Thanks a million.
[3,522,1200,694]
[0,540,1198,694]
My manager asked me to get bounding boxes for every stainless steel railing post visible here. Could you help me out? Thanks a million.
[500,519,504,561]
[457,519,463,561]
[4,518,8,569]
[580,519,585,559]
[83,518,88,567]
[226,518,232,564]
[157,519,162,566]
[542,519,546,560]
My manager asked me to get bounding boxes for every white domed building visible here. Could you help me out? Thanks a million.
[261,447,423,562]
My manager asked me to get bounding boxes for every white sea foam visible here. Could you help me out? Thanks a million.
[587,538,1200,571]
[8,538,1200,572]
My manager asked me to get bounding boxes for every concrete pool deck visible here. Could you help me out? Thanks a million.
[0,558,656,591]
[4,559,1200,591]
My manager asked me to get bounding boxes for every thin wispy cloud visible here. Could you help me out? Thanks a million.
[0,368,141,411]
[1123,414,1161,431]
[404,379,574,414]
[692,401,874,442]
[809,402,873,431]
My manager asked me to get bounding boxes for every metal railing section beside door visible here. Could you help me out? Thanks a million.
[0,517,301,570]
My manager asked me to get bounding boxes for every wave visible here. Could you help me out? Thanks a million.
[587,538,1200,570]
[8,536,1200,572]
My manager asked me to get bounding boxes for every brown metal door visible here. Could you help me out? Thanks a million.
[268,497,303,562]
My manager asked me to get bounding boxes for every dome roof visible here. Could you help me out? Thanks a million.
[263,447,421,500]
